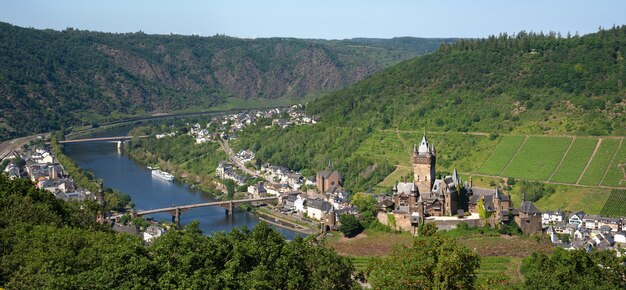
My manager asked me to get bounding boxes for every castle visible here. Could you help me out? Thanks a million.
[392,133,462,217]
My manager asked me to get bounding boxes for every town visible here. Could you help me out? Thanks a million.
[4,117,626,257]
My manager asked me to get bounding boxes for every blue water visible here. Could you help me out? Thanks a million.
[64,125,299,239]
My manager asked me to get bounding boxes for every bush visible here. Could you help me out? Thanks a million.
[338,214,364,238]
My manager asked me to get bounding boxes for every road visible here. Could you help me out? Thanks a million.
[219,139,281,185]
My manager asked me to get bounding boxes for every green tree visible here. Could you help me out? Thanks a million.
[367,233,480,289]
[338,214,364,238]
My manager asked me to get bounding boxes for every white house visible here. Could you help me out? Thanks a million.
[294,195,306,213]
[143,225,165,243]
[305,198,332,220]
[568,212,585,228]
[542,210,565,225]
[584,215,601,230]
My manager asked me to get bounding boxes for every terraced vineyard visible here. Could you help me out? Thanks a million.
[500,137,571,180]
[599,189,626,217]
[476,135,625,187]
[478,136,526,175]
[578,139,621,186]
[549,138,598,183]
[601,140,626,187]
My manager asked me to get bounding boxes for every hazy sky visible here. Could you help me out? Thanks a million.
[2,0,626,39]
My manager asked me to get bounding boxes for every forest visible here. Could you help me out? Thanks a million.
[308,26,626,136]
[0,22,454,140]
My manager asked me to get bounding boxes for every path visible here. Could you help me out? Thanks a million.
[498,136,529,176]
[599,138,624,186]
[547,137,576,182]
[576,138,602,185]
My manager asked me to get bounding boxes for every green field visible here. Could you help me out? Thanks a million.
[602,141,626,187]
[549,138,598,183]
[533,185,611,214]
[478,136,526,175]
[579,139,621,186]
[599,189,626,217]
[500,137,571,180]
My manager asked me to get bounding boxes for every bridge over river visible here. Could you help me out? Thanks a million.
[58,135,149,144]
[111,196,279,226]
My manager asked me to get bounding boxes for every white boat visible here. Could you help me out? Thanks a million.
[151,169,174,181]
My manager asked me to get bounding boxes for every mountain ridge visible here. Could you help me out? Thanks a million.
[0,22,457,139]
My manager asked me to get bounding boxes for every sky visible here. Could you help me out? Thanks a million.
[2,0,626,39]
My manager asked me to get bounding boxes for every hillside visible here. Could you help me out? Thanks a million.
[0,22,456,139]
[308,27,626,136]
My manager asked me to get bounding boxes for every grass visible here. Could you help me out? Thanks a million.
[533,185,611,214]
[479,136,526,175]
[377,165,413,188]
[579,139,621,186]
[599,189,626,217]
[500,136,571,180]
[549,138,598,183]
[602,140,626,187]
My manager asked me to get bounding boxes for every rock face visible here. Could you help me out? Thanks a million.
[0,22,454,138]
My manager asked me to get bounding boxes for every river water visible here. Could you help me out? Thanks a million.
[63,125,299,239]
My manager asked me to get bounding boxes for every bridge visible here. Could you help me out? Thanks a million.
[112,196,279,226]
[58,135,149,144]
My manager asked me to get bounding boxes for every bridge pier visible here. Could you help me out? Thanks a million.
[171,207,181,227]
[225,200,234,216]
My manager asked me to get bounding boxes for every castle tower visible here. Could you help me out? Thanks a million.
[412,133,436,193]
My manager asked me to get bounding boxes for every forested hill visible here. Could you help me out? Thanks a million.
[308,27,626,136]
[0,22,457,139]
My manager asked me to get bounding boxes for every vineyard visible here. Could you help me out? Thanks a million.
[599,189,626,217]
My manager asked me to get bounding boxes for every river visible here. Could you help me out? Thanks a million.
[63,124,300,239]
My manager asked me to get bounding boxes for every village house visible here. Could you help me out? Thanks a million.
[584,214,601,230]
[215,161,247,186]
[248,182,267,198]
[305,198,333,220]
[143,225,166,243]
[514,199,543,235]
[542,209,565,225]
[569,212,585,229]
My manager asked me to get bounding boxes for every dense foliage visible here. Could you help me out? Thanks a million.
[366,226,481,289]
[309,27,626,136]
[338,214,364,238]
[0,21,452,140]
[232,123,395,193]
[521,248,626,289]
[0,175,356,289]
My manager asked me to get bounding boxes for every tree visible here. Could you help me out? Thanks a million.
[338,214,364,238]
[351,192,377,226]
[367,233,480,289]
[521,248,626,289]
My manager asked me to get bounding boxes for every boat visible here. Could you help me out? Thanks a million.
[151,169,174,181]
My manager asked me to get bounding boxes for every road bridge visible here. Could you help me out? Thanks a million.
[58,135,149,144]
[112,196,279,226]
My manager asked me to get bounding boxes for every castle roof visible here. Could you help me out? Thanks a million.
[418,133,429,154]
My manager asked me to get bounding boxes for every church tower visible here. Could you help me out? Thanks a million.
[413,132,436,193]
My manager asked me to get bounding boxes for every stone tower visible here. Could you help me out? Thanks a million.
[413,133,436,194]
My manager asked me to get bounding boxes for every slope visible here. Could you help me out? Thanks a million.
[0,22,457,139]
